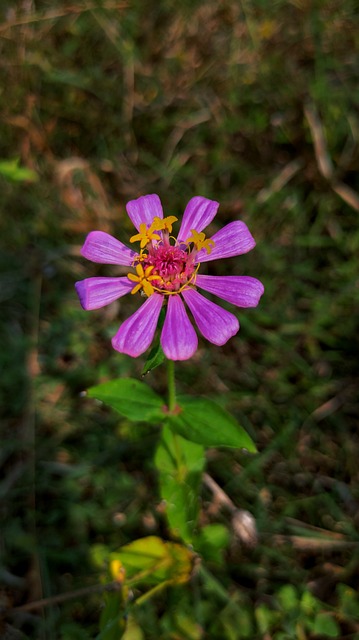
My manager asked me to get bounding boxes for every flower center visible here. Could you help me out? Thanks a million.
[144,244,196,292]
[127,215,214,297]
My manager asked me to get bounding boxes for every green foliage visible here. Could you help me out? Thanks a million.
[141,342,166,376]
[98,591,127,640]
[155,424,205,542]
[87,378,255,451]
[110,536,194,588]
[215,599,254,639]
[276,584,299,612]
[0,157,38,182]
[170,396,257,451]
[312,613,340,638]
[96,536,195,638]
[87,378,164,424]
[337,584,359,621]
[193,524,230,565]
[141,309,166,375]
[208,585,342,640]
[121,616,144,640]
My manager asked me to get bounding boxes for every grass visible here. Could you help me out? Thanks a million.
[1,0,359,638]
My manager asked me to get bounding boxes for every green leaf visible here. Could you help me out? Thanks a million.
[155,424,205,543]
[337,583,359,621]
[277,584,299,612]
[98,591,127,640]
[110,536,194,587]
[141,308,166,375]
[300,590,320,617]
[216,600,254,639]
[313,612,340,637]
[87,378,164,423]
[193,524,230,564]
[122,616,144,640]
[168,396,256,451]
[141,342,165,376]
[0,157,38,182]
[255,604,281,634]
[97,568,128,640]
[171,612,203,640]
[97,538,194,630]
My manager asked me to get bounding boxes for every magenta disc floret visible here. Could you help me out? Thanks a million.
[139,243,196,292]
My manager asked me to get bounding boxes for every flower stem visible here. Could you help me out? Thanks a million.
[167,359,176,412]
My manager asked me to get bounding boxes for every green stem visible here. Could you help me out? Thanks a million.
[167,358,176,412]
[166,359,183,471]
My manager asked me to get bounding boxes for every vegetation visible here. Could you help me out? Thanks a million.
[1,1,358,638]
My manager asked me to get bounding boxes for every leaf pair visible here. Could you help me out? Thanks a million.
[88,377,256,544]
[87,377,256,452]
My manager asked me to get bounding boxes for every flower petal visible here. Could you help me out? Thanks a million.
[177,196,219,242]
[82,231,136,265]
[112,293,163,357]
[182,288,239,346]
[161,295,198,361]
[75,277,133,310]
[195,221,256,263]
[126,194,163,231]
[195,275,264,308]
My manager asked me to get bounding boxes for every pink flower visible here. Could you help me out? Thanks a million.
[75,195,264,361]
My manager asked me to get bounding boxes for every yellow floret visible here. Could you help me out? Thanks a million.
[130,223,161,248]
[127,263,157,296]
[186,229,215,254]
[150,215,178,233]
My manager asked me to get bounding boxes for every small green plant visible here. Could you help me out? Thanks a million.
[0,157,38,182]
[75,194,263,636]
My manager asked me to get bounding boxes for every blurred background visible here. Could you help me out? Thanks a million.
[1,1,359,638]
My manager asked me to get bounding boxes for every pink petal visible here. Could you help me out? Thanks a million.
[182,288,239,346]
[195,221,256,263]
[160,295,198,361]
[81,231,136,265]
[195,275,264,308]
[75,277,133,310]
[177,196,219,242]
[111,293,163,357]
[126,194,163,231]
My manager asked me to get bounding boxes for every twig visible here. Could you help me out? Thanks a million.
[257,158,304,203]
[203,472,235,511]
[203,473,258,547]
[304,101,359,212]
[304,103,334,181]
[271,535,359,553]
[0,2,128,33]
[332,181,359,213]
[11,580,122,613]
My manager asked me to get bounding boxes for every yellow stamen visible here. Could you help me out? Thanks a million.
[134,251,148,263]
[186,229,215,254]
[127,263,157,296]
[130,222,160,248]
[151,215,178,233]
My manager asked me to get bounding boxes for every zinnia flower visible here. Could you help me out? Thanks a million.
[75,194,264,360]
